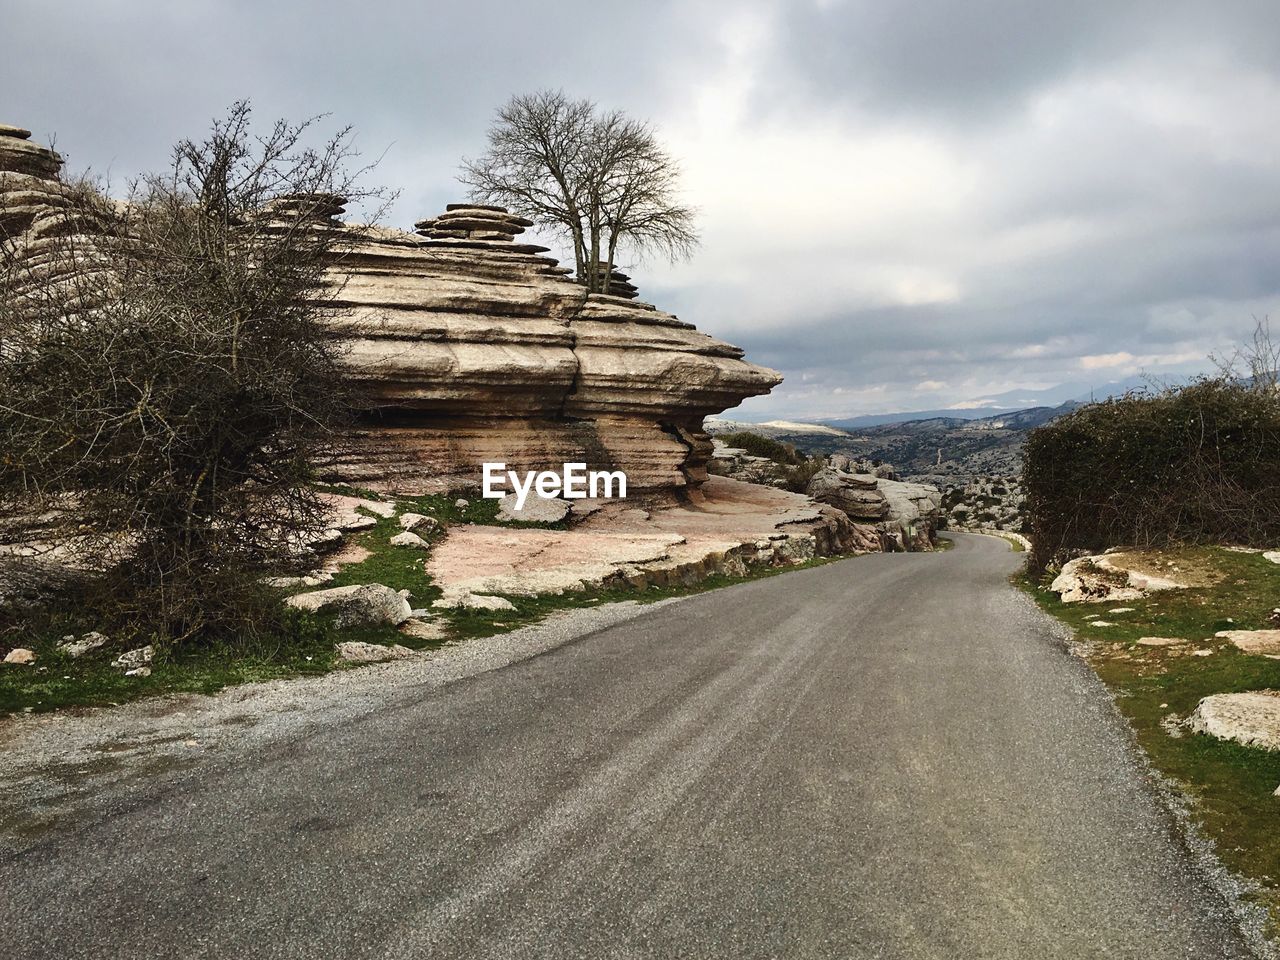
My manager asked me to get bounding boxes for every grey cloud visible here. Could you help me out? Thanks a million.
[5,0,1280,420]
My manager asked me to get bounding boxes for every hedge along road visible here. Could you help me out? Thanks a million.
[1,533,1261,959]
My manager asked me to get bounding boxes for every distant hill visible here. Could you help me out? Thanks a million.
[707,401,1083,484]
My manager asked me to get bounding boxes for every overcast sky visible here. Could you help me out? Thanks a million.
[6,1,1280,420]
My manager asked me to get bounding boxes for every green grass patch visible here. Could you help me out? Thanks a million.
[1022,546,1280,918]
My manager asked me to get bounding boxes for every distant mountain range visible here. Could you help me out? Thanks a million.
[708,399,1086,486]
[809,376,1154,430]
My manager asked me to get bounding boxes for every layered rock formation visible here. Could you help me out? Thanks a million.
[322,200,781,493]
[1,125,783,498]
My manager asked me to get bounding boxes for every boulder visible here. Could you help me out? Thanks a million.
[4,647,36,665]
[877,478,943,551]
[496,493,570,524]
[389,531,430,550]
[57,631,109,658]
[1050,554,1185,604]
[806,468,888,521]
[286,583,412,627]
[335,641,417,664]
[1187,691,1280,751]
[399,512,438,533]
[112,645,154,671]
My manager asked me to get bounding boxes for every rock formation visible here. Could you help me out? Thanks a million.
[311,200,782,493]
[1,125,782,500]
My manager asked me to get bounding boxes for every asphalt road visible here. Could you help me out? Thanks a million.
[1,533,1260,959]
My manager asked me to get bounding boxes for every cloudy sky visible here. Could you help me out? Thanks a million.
[6,1,1279,420]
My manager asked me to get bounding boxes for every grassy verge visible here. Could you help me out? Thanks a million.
[0,486,854,715]
[1022,546,1280,921]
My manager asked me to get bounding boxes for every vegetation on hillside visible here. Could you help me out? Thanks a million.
[715,430,825,493]
[0,103,387,652]
[1024,378,1280,572]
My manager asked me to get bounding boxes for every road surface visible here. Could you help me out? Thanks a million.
[1,533,1260,958]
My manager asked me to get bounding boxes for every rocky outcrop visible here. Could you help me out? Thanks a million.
[1187,691,1280,751]
[805,466,941,551]
[1050,553,1188,603]
[1,125,782,500]
[314,201,780,494]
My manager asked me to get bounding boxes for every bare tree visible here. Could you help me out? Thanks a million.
[461,90,698,294]
[1213,316,1279,393]
[0,102,387,645]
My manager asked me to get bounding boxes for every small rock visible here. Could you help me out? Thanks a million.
[335,641,417,664]
[400,618,447,641]
[399,513,438,533]
[434,593,517,612]
[389,531,430,550]
[57,631,109,659]
[1192,649,1214,657]
[1108,607,1135,614]
[1091,621,1115,628]
[340,515,379,532]
[1136,636,1188,646]
[286,583,412,628]
[125,666,152,678]
[1263,551,1280,564]
[496,493,570,524]
[454,498,469,510]
[112,645,154,671]
[4,648,36,665]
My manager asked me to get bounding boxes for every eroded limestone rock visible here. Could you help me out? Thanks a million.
[1187,691,1280,751]
[286,583,412,627]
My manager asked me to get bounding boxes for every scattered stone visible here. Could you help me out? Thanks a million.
[1091,621,1115,628]
[400,618,447,641]
[1264,551,1280,564]
[286,583,412,627]
[1137,636,1188,646]
[125,666,152,678]
[454,498,469,511]
[399,513,438,533]
[389,531,430,550]
[57,631,109,658]
[434,592,517,612]
[340,515,378,531]
[112,645,154,671]
[334,641,417,664]
[1215,629,1280,658]
[1050,554,1185,604]
[1192,649,1214,657]
[1160,713,1184,738]
[1108,607,1135,614]
[1187,691,1280,751]
[496,492,571,524]
[263,572,333,589]
[4,648,36,665]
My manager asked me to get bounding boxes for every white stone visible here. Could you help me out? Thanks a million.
[1263,551,1280,564]
[399,512,438,533]
[496,493,570,524]
[286,583,412,627]
[1215,629,1280,658]
[1187,692,1280,750]
[335,641,417,664]
[112,645,154,671]
[57,631,109,658]
[125,666,152,677]
[434,592,517,612]
[4,647,36,665]
[454,498,469,510]
[1136,636,1188,646]
[389,531,430,550]
[400,618,447,641]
